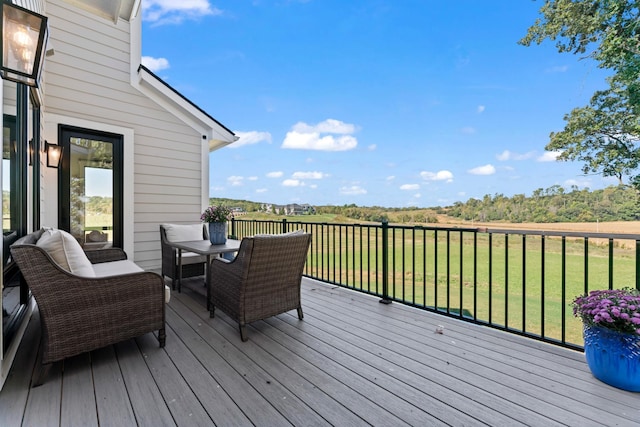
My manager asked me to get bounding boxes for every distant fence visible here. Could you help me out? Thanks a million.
[231,218,640,350]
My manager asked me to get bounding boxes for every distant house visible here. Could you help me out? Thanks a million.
[0,0,237,389]
[283,203,316,215]
[261,203,316,215]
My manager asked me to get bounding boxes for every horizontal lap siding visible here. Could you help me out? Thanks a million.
[46,0,204,270]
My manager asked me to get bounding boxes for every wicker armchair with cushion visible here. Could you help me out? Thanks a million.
[209,231,312,341]
[160,224,208,290]
[10,228,167,386]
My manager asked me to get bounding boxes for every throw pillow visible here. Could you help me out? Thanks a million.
[162,223,204,242]
[36,229,96,277]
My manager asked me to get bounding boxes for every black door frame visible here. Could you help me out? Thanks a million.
[57,125,124,249]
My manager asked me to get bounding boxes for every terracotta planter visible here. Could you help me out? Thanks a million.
[583,324,640,392]
[208,222,227,245]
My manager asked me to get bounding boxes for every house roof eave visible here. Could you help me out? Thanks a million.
[136,65,237,152]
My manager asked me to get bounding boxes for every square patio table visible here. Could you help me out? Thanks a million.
[170,239,241,308]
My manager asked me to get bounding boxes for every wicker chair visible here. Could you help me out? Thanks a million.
[209,232,312,341]
[10,238,166,386]
[160,224,207,290]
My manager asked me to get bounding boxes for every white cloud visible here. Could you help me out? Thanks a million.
[386,175,395,181]
[368,144,377,151]
[282,179,304,187]
[292,171,327,179]
[309,184,318,189]
[231,131,272,148]
[141,56,169,72]
[247,176,258,181]
[414,193,421,198]
[461,126,476,135]
[142,0,222,25]
[477,105,485,113]
[468,164,496,175]
[227,176,244,186]
[420,170,454,182]
[282,132,357,151]
[496,150,536,161]
[256,188,268,193]
[538,151,562,162]
[400,184,420,190]
[282,119,359,151]
[340,185,367,195]
[292,119,356,134]
[266,171,284,178]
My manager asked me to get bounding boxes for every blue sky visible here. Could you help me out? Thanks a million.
[141,0,616,208]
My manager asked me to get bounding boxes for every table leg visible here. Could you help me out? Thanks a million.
[205,254,211,310]
[177,248,183,293]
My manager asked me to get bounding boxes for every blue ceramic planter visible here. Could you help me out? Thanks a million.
[583,325,640,392]
[208,222,227,245]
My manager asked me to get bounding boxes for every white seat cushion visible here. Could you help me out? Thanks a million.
[36,229,95,277]
[162,224,203,242]
[93,260,171,303]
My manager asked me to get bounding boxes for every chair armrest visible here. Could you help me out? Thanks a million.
[85,248,128,264]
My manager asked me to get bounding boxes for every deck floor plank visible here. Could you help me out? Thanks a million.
[172,291,335,426]
[305,281,640,415]
[302,282,639,426]
[134,332,216,426]
[272,299,547,426]
[1,277,639,427]
[182,291,416,427]
[114,339,175,427]
[0,308,40,426]
[165,298,293,426]
[90,345,138,427]
[161,317,254,427]
[60,352,99,427]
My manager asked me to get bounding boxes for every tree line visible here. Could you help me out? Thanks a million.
[444,185,640,223]
[213,185,640,224]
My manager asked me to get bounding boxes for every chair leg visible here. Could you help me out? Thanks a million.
[297,307,304,320]
[32,362,52,387]
[158,328,166,348]
[239,324,248,342]
[171,277,176,291]
[209,306,215,318]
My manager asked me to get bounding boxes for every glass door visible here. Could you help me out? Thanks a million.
[59,126,123,250]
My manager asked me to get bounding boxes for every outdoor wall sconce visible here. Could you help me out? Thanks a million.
[1,0,48,87]
[45,140,62,168]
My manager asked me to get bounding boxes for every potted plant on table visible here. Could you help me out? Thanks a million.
[201,205,233,245]
[572,288,640,392]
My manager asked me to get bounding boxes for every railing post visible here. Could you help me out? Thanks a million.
[380,220,391,304]
[282,218,287,233]
[231,218,236,238]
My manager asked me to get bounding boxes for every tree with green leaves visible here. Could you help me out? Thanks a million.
[520,0,640,187]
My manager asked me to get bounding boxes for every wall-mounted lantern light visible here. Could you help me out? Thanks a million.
[1,0,48,87]
[45,140,62,168]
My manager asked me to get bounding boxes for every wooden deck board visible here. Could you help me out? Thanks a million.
[1,277,639,427]
[91,346,138,427]
[302,283,637,426]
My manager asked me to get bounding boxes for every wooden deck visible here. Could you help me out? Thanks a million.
[1,276,638,426]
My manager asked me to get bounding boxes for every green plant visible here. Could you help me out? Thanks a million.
[201,205,233,223]
[572,288,640,335]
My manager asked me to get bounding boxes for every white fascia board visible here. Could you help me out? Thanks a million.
[135,67,238,152]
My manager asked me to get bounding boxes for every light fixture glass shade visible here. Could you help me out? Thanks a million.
[45,141,62,168]
[1,1,48,87]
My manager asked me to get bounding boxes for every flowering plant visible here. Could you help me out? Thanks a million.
[201,205,233,223]
[572,288,640,335]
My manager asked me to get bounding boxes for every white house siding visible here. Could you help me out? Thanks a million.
[43,0,206,270]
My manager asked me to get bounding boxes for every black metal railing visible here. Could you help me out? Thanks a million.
[231,218,640,350]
